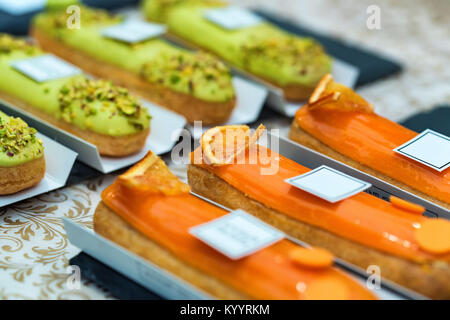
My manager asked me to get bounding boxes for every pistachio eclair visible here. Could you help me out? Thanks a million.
[0,34,151,157]
[143,0,332,101]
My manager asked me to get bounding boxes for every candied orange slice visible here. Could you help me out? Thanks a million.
[308,74,374,113]
[118,151,190,195]
[415,219,450,254]
[200,124,266,165]
[290,247,334,269]
[389,196,425,215]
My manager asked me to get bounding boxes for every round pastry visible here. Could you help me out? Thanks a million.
[0,111,45,195]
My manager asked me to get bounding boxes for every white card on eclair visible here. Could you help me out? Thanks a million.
[204,7,264,30]
[0,132,77,208]
[190,209,284,260]
[285,165,372,203]
[101,20,166,43]
[10,54,82,82]
[394,129,450,172]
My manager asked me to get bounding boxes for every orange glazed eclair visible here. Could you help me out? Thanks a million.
[94,151,376,300]
[289,74,450,210]
[188,125,450,299]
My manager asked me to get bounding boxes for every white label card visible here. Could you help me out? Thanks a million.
[285,165,372,203]
[101,20,166,43]
[190,209,284,260]
[10,54,82,83]
[204,7,263,30]
[0,0,45,15]
[394,129,450,172]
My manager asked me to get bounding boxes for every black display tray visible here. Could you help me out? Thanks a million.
[70,252,162,300]
[400,105,450,136]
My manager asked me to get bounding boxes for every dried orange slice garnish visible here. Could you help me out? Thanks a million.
[290,247,334,269]
[308,74,374,113]
[389,196,425,215]
[200,124,266,165]
[118,151,190,195]
[415,218,450,254]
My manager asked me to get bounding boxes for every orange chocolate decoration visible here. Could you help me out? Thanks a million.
[193,146,450,263]
[101,152,376,300]
[294,75,450,205]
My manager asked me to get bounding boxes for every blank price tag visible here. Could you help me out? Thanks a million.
[204,7,263,30]
[10,54,82,82]
[285,165,372,203]
[0,0,45,15]
[190,209,284,260]
[101,20,166,43]
[394,129,450,172]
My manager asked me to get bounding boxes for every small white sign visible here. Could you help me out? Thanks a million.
[102,20,166,43]
[10,54,81,83]
[285,165,372,203]
[394,129,450,172]
[190,209,284,260]
[204,7,263,30]
[0,0,45,15]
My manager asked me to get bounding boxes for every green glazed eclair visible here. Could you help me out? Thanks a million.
[32,5,236,124]
[0,34,151,157]
[143,0,332,101]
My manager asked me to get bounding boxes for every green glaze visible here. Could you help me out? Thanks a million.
[33,6,235,103]
[46,0,80,10]
[0,111,44,167]
[144,1,332,87]
[0,34,150,137]
[142,0,224,23]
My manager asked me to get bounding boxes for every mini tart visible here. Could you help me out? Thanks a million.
[32,6,236,125]
[143,0,332,101]
[188,126,450,299]
[289,74,450,210]
[0,34,151,157]
[0,111,45,195]
[94,151,376,300]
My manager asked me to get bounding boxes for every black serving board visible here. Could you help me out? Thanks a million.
[255,10,403,87]
[70,252,163,300]
[400,105,450,136]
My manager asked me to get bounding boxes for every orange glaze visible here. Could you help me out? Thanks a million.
[194,146,450,263]
[295,106,450,205]
[101,183,376,300]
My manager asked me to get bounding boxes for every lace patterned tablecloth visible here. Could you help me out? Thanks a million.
[1,0,449,299]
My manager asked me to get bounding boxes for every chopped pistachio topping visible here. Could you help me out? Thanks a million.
[140,51,232,95]
[241,36,329,74]
[0,115,41,157]
[0,34,39,56]
[58,77,147,126]
[42,5,122,29]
